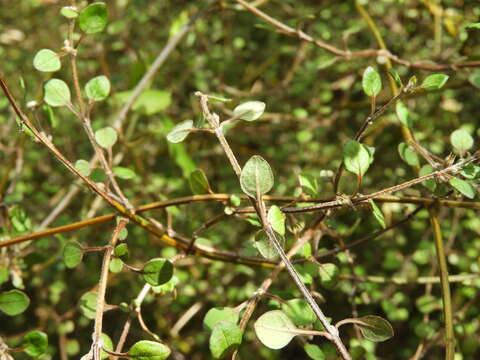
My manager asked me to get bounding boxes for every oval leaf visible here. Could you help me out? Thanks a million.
[449,178,476,199]
[318,263,339,288]
[450,129,474,154]
[356,315,394,342]
[44,79,71,107]
[254,230,284,259]
[267,205,286,236]
[128,340,171,360]
[204,307,239,331]
[189,169,211,194]
[254,310,297,349]
[60,6,79,18]
[343,140,372,177]
[233,101,266,121]
[142,258,174,286]
[0,290,30,316]
[209,322,243,359]
[75,159,91,177]
[113,166,136,180]
[95,127,118,148]
[63,241,84,269]
[421,74,449,91]
[362,66,382,97]
[23,331,48,357]
[166,120,193,143]
[85,75,111,101]
[33,49,61,72]
[79,2,108,34]
[79,292,97,319]
[240,155,274,198]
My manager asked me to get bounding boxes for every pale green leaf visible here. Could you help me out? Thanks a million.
[128,340,171,360]
[362,66,382,97]
[166,120,193,143]
[44,79,71,107]
[233,101,266,121]
[254,310,297,349]
[209,322,242,359]
[240,155,274,197]
[421,74,449,91]
[33,49,61,72]
[95,127,118,148]
[85,75,110,101]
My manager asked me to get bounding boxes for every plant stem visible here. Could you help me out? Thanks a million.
[429,208,455,359]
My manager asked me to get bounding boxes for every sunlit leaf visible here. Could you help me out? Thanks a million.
[142,258,174,286]
[63,241,84,269]
[128,340,171,360]
[85,75,111,101]
[421,74,449,91]
[44,79,71,107]
[95,127,118,148]
[449,178,476,199]
[23,331,48,357]
[356,315,394,342]
[0,290,30,316]
[267,205,286,236]
[362,66,382,97]
[79,2,108,34]
[254,310,297,349]
[203,307,239,332]
[166,120,193,143]
[33,49,61,72]
[209,322,242,359]
[233,101,265,121]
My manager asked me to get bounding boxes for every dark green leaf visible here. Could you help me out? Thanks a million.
[142,258,174,286]
[356,315,394,342]
[304,344,325,360]
[189,169,211,194]
[23,331,48,357]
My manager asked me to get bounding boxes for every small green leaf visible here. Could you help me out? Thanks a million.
[79,2,108,34]
[79,292,97,319]
[63,241,84,268]
[343,140,372,177]
[416,295,440,314]
[362,66,382,97]
[100,333,113,360]
[419,165,436,192]
[204,307,239,331]
[95,127,118,148]
[254,230,284,260]
[356,315,394,342]
[166,120,193,143]
[114,243,129,257]
[388,69,403,88]
[267,205,286,236]
[113,166,136,180]
[75,159,91,177]
[233,101,266,121]
[33,49,61,72]
[449,178,476,199]
[189,169,211,194]
[298,173,319,197]
[23,331,48,357]
[128,340,171,360]
[395,101,411,127]
[209,322,242,359]
[44,79,71,107]
[450,129,474,154]
[369,200,386,229]
[85,75,111,101]
[254,310,297,349]
[421,74,449,91]
[60,6,78,18]
[0,290,30,316]
[281,299,315,326]
[461,163,480,179]
[109,258,123,273]
[304,344,325,360]
[240,155,274,198]
[142,258,174,286]
[318,263,339,288]
[468,70,480,88]
[398,142,419,167]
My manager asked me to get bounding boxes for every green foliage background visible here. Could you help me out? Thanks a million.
[1,0,479,359]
